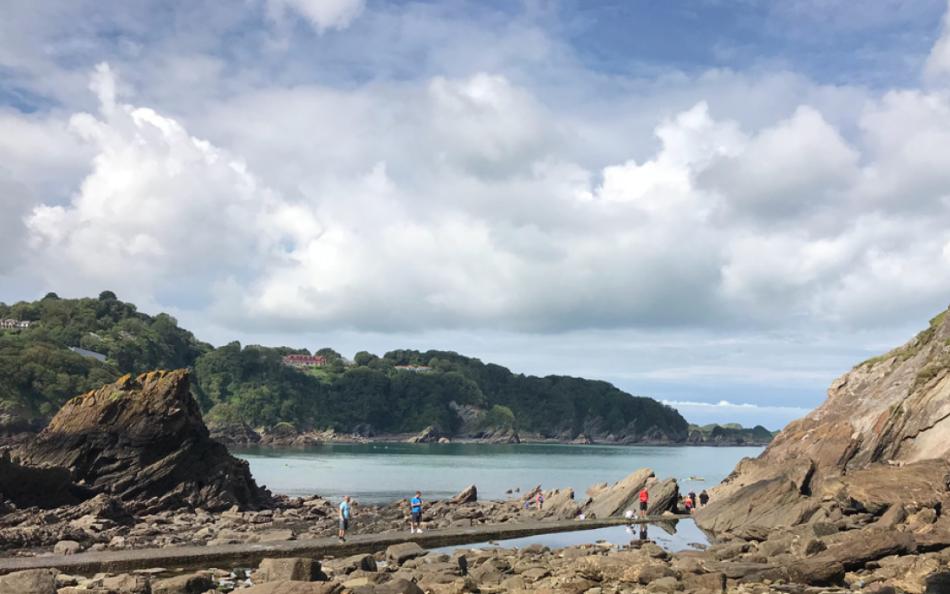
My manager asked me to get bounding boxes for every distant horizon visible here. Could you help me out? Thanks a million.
[3,1,950,430]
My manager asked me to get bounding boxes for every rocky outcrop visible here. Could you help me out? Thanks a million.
[686,423,774,446]
[763,309,950,473]
[16,369,271,512]
[583,468,655,518]
[406,426,442,444]
[451,484,477,504]
[581,468,679,518]
[208,421,262,447]
[697,307,950,538]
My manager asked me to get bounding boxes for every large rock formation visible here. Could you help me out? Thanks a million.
[16,369,270,512]
[761,309,950,472]
[582,468,679,518]
[696,307,950,538]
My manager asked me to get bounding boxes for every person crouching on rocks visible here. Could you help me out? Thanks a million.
[683,495,693,514]
[409,491,424,534]
[338,495,352,542]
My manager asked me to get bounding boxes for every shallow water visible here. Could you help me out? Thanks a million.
[431,519,709,554]
[236,442,760,504]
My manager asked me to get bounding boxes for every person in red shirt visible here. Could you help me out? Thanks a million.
[683,495,693,514]
[638,488,649,519]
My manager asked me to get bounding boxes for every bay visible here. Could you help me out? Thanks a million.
[236,443,761,505]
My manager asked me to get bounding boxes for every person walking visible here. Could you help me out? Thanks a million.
[535,490,545,511]
[699,489,709,508]
[338,495,351,542]
[638,487,649,519]
[409,491,424,533]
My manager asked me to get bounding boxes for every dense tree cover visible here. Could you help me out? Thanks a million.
[0,293,210,420]
[1,295,690,440]
[376,350,688,438]
[688,423,775,444]
[194,344,485,433]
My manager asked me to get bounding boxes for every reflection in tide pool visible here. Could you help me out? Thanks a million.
[433,519,710,554]
[236,442,760,504]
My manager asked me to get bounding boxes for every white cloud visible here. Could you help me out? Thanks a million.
[662,399,812,429]
[266,0,365,33]
[701,106,859,219]
[662,399,811,413]
[24,64,318,306]
[13,62,950,337]
[925,1,950,82]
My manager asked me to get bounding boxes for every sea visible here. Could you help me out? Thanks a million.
[235,442,761,505]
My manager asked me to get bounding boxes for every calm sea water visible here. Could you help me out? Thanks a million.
[235,443,760,505]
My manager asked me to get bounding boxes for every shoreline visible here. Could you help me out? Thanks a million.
[219,432,771,449]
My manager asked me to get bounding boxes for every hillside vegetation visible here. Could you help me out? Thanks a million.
[687,423,775,445]
[1,293,689,441]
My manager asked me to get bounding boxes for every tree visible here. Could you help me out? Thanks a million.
[354,351,377,366]
[98,291,117,301]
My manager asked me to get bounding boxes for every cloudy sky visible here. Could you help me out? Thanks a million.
[3,0,950,429]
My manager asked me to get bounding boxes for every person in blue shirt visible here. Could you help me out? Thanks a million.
[409,491,423,533]
[338,495,351,542]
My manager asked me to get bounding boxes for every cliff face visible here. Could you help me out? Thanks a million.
[696,308,950,537]
[762,310,950,473]
[16,369,270,512]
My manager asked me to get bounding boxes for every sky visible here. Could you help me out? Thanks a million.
[3,0,950,430]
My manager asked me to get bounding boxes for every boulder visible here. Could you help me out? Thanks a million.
[646,478,680,516]
[374,579,424,594]
[680,571,726,593]
[53,539,82,555]
[151,573,214,594]
[17,370,271,512]
[240,583,342,594]
[695,476,820,539]
[100,574,150,593]
[386,542,427,565]
[323,553,377,575]
[257,557,326,582]
[537,488,581,520]
[584,468,655,518]
[0,568,58,594]
[451,484,477,504]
